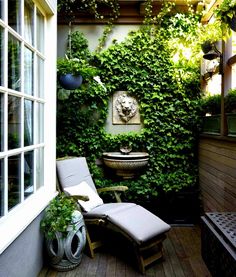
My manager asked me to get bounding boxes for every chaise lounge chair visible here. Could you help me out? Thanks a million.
[56,157,171,273]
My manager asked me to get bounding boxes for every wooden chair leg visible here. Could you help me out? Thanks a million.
[85,231,95,258]
[135,239,164,274]
[84,227,104,258]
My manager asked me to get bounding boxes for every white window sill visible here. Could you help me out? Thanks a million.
[0,187,57,254]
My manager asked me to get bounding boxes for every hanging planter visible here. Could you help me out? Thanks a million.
[57,57,83,90]
[59,73,83,90]
[214,0,236,34]
[230,15,236,32]
[57,55,99,90]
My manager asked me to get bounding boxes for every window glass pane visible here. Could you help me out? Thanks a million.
[8,95,21,149]
[36,9,44,53]
[0,0,3,20]
[8,154,21,210]
[24,99,33,146]
[8,0,21,34]
[37,56,44,98]
[35,102,43,143]
[24,150,33,198]
[24,0,34,46]
[24,47,33,95]
[0,26,4,86]
[0,93,4,151]
[8,34,21,91]
[0,158,4,217]
[36,147,43,190]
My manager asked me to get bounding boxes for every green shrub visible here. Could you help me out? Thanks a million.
[57,13,202,201]
[200,94,221,115]
[40,193,77,239]
[225,88,236,113]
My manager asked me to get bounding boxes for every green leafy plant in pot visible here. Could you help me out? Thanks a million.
[57,56,98,90]
[201,94,221,116]
[200,94,221,134]
[40,193,78,238]
[57,57,83,90]
[40,193,86,271]
[225,88,236,136]
[225,88,236,114]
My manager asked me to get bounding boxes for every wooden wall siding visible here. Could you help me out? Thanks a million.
[199,137,236,213]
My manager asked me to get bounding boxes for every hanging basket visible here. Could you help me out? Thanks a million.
[201,41,213,54]
[230,15,236,32]
[59,74,83,90]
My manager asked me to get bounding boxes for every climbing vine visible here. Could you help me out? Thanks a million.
[57,10,203,203]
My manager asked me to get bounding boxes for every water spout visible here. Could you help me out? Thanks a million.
[120,145,132,155]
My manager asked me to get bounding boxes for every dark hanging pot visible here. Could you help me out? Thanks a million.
[201,40,213,54]
[59,74,83,90]
[230,15,236,32]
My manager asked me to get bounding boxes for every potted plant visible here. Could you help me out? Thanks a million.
[40,193,86,271]
[57,57,84,90]
[214,0,236,33]
[57,56,99,90]
[200,94,221,134]
[225,88,236,136]
[201,40,214,54]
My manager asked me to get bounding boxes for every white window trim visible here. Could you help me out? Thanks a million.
[0,188,57,254]
[0,0,57,254]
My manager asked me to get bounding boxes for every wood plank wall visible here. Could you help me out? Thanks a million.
[198,137,236,213]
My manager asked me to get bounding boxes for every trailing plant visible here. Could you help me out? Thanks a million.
[57,11,203,202]
[57,31,99,86]
[225,88,236,113]
[214,0,236,35]
[57,0,120,22]
[57,0,120,53]
[66,30,91,61]
[40,193,77,239]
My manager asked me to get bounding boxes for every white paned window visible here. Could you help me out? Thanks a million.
[0,0,45,217]
[0,0,57,253]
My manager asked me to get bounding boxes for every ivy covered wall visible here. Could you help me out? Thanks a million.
[57,12,202,204]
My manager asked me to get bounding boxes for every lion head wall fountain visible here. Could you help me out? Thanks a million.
[103,91,149,179]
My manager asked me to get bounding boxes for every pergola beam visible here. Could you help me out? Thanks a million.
[201,0,223,24]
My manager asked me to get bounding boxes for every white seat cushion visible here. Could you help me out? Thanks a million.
[107,205,171,244]
[64,181,104,212]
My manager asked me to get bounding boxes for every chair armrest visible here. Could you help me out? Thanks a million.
[97,186,128,203]
[64,191,89,202]
[71,195,89,201]
[97,186,128,193]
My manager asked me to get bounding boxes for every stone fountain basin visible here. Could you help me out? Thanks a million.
[102,152,149,179]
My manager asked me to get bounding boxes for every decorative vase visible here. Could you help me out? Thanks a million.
[59,74,83,90]
[45,211,86,271]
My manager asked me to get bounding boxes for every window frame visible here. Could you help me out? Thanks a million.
[0,0,57,254]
